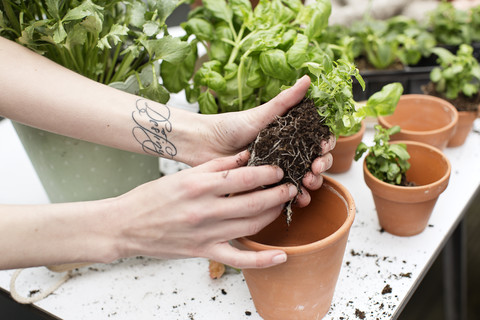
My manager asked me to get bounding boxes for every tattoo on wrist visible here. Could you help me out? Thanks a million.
[131,99,177,158]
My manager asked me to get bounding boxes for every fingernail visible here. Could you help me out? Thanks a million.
[277,167,284,180]
[289,185,298,197]
[272,253,287,264]
[294,75,308,86]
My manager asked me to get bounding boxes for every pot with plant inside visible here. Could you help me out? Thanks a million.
[422,44,480,147]
[355,125,451,236]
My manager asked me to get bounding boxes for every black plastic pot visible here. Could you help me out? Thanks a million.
[352,65,434,101]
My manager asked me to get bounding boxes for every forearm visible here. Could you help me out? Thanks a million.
[0,200,120,270]
[0,36,207,165]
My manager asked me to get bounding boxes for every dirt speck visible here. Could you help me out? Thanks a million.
[382,284,392,295]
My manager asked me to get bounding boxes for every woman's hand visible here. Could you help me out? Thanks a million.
[188,75,335,207]
[114,151,297,269]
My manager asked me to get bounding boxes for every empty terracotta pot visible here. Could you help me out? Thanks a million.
[233,175,355,320]
[363,140,451,236]
[447,110,478,147]
[328,121,366,173]
[378,94,458,150]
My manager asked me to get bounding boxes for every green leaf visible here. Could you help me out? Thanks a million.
[127,1,147,28]
[356,82,403,118]
[430,67,442,83]
[45,0,61,20]
[389,144,410,161]
[141,36,191,63]
[203,0,233,23]
[354,142,368,161]
[246,57,266,88]
[302,0,331,40]
[431,47,456,65]
[198,91,218,114]
[53,21,67,43]
[143,21,160,37]
[259,49,297,81]
[152,0,183,25]
[181,18,214,41]
[63,1,102,22]
[98,24,128,50]
[286,33,309,69]
[463,83,478,97]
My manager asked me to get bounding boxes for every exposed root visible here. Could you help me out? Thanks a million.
[247,99,331,224]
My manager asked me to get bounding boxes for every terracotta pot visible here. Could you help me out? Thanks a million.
[447,110,478,147]
[233,175,355,320]
[327,121,366,173]
[378,94,458,150]
[363,141,451,236]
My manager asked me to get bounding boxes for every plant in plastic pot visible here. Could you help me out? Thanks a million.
[422,43,480,147]
[355,125,451,236]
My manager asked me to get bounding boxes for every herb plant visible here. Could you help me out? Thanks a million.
[470,5,480,42]
[354,125,410,185]
[164,0,333,114]
[348,15,436,69]
[0,0,191,103]
[430,44,480,100]
[166,0,403,137]
[427,1,472,46]
[304,58,403,137]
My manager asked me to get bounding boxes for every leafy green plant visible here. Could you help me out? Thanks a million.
[430,44,480,99]
[0,0,191,103]
[305,58,403,137]
[427,1,472,46]
[164,0,403,137]
[163,0,333,114]
[470,5,480,42]
[354,125,410,185]
[386,16,436,67]
[348,15,436,69]
[350,18,398,69]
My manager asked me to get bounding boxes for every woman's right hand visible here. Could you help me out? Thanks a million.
[113,151,297,269]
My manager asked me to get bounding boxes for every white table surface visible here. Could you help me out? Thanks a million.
[1,117,479,320]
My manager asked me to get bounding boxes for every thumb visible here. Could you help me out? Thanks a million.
[245,75,311,129]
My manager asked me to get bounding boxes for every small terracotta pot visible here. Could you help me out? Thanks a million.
[233,175,355,320]
[363,141,451,236]
[447,110,478,147]
[378,94,458,150]
[328,121,366,173]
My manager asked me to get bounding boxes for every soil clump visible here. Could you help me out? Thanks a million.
[247,99,331,223]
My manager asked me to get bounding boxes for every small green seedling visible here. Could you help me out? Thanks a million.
[354,125,410,185]
[430,44,480,100]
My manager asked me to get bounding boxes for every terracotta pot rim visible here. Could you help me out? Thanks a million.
[338,120,366,140]
[457,109,479,117]
[378,94,459,135]
[235,175,355,255]
[363,140,451,192]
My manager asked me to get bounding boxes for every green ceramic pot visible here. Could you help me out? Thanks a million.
[12,123,160,203]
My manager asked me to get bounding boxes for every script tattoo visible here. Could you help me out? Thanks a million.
[132,99,177,157]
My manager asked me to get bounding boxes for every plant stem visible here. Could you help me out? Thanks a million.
[2,0,21,34]
[227,23,246,65]
[110,52,135,83]
[105,43,122,84]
